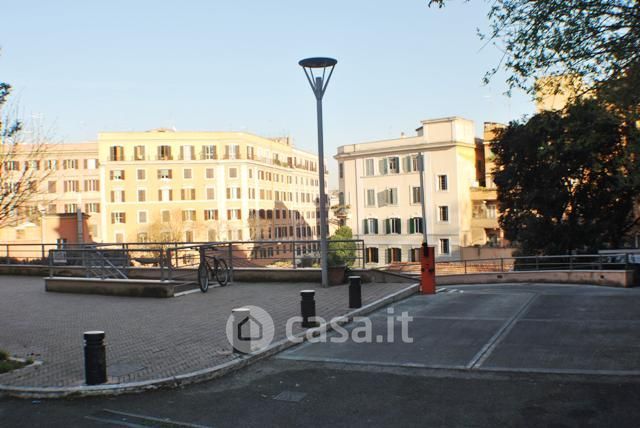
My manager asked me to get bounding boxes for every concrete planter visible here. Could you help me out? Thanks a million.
[328,265,347,285]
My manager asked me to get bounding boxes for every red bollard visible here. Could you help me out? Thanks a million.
[420,242,436,294]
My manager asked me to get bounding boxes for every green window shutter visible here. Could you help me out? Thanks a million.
[397,218,402,234]
[363,219,369,234]
[374,219,379,234]
[409,218,415,234]
[384,219,390,234]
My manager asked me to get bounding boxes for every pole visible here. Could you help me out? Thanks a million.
[315,79,329,288]
[418,153,435,294]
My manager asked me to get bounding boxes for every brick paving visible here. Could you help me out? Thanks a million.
[0,275,413,388]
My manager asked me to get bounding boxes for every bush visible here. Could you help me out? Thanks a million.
[328,226,357,267]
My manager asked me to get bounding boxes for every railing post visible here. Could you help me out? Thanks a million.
[174,243,178,267]
[5,244,9,264]
[167,249,173,281]
[159,249,165,281]
[48,249,53,277]
[598,255,603,270]
[464,260,467,274]
[569,255,573,270]
[292,241,296,269]
[227,242,234,283]
[535,256,539,271]
[500,258,504,273]
[41,244,45,262]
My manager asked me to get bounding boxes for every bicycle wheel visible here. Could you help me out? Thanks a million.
[198,261,211,292]
[215,258,230,286]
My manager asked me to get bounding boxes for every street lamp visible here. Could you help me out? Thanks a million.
[299,57,337,288]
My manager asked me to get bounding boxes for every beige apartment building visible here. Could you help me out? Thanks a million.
[0,142,101,245]
[335,117,480,264]
[97,129,325,245]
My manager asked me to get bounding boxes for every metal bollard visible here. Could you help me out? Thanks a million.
[84,331,107,385]
[300,290,317,328]
[231,307,251,354]
[348,276,362,309]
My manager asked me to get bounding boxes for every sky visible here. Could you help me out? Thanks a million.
[1,0,535,188]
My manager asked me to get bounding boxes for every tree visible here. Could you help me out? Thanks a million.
[0,78,53,228]
[428,0,640,103]
[492,98,640,254]
[328,226,357,267]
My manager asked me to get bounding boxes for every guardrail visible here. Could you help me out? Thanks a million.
[3,239,366,281]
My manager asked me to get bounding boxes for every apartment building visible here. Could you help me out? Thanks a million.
[0,142,101,244]
[335,117,479,264]
[98,129,325,245]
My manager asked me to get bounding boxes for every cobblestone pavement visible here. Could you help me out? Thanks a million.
[0,276,412,388]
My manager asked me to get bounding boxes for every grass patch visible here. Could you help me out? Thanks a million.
[0,349,31,374]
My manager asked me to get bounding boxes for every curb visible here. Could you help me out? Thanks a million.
[0,283,420,399]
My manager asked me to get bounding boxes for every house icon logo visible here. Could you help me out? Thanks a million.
[226,305,274,354]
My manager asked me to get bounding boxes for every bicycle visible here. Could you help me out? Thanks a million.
[197,251,230,292]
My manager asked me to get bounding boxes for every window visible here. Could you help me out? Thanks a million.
[388,157,400,174]
[181,188,196,200]
[111,212,126,224]
[386,188,398,205]
[115,233,124,243]
[158,168,172,179]
[387,247,402,263]
[205,187,215,200]
[45,159,58,170]
[134,145,145,160]
[410,248,421,262]
[183,168,192,179]
[246,146,255,160]
[438,206,449,222]
[185,230,194,242]
[180,145,194,160]
[110,190,125,203]
[110,170,125,180]
[486,202,497,219]
[85,158,98,169]
[48,181,57,193]
[161,210,170,222]
[84,179,100,192]
[363,218,379,235]
[225,144,240,159]
[204,209,218,221]
[63,159,79,169]
[158,145,172,160]
[409,217,424,234]
[137,169,146,180]
[138,211,148,224]
[385,217,402,234]
[47,204,56,214]
[227,209,241,220]
[364,159,375,176]
[63,180,79,192]
[437,174,448,191]
[64,203,78,213]
[228,167,238,178]
[137,232,148,243]
[182,210,196,221]
[412,186,421,204]
[202,145,217,160]
[137,189,146,202]
[439,238,450,255]
[85,203,100,213]
[26,160,40,170]
[159,188,173,202]
[365,247,379,263]
[205,168,215,179]
[339,163,344,178]
[366,189,376,206]
[207,229,217,241]
[110,146,124,161]
[226,187,241,199]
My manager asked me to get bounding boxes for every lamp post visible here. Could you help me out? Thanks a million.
[299,57,337,288]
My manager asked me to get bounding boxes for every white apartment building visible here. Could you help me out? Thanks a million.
[335,117,479,264]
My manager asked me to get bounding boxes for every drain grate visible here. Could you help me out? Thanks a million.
[273,390,307,403]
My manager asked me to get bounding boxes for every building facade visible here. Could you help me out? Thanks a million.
[335,117,479,264]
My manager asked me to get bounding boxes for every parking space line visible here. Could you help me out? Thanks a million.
[466,291,539,369]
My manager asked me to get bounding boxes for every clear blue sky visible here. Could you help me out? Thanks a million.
[1,0,534,188]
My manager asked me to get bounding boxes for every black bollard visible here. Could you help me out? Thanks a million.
[84,331,107,385]
[349,276,362,308]
[300,290,317,328]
